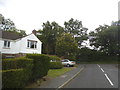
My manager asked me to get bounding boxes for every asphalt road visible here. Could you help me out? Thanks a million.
[63,64,118,88]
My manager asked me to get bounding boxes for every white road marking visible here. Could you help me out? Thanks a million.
[97,64,104,72]
[100,68,104,72]
[104,74,114,86]
[97,64,100,68]
[97,64,114,86]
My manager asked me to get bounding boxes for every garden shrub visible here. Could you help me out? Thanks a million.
[2,57,33,70]
[26,54,50,81]
[50,62,63,69]
[2,57,33,88]
[49,55,61,61]
[2,69,28,88]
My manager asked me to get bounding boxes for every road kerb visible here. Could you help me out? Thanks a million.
[57,66,84,89]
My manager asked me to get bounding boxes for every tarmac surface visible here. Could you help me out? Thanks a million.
[38,64,84,88]
[38,64,118,89]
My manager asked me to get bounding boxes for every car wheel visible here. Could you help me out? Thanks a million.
[66,64,70,67]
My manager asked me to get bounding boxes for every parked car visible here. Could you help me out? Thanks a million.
[61,59,76,67]
[50,60,57,62]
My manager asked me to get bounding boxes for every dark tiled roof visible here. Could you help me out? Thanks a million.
[1,31,23,40]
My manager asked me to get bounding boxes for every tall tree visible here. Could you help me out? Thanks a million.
[0,14,26,36]
[37,21,64,54]
[64,18,88,47]
[89,22,119,56]
[0,14,16,31]
[55,33,78,60]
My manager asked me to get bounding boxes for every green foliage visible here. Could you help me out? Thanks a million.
[48,55,63,69]
[50,62,63,69]
[49,55,61,61]
[37,21,64,54]
[0,14,16,31]
[2,69,29,88]
[55,33,78,60]
[89,22,119,56]
[37,19,88,55]
[2,57,33,88]
[64,18,88,47]
[64,18,83,35]
[76,48,105,62]
[48,68,72,78]
[2,57,33,70]
[76,47,118,63]
[0,13,26,36]
[26,54,50,81]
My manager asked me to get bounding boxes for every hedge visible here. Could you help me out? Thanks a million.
[49,55,61,61]
[2,54,61,88]
[50,62,63,69]
[2,57,33,70]
[26,54,50,81]
[2,69,28,88]
[2,57,33,88]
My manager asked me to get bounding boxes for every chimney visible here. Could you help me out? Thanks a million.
[32,30,36,35]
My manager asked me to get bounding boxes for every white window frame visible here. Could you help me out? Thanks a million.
[4,40,10,48]
[27,40,37,49]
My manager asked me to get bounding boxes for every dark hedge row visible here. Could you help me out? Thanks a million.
[2,57,33,88]
[2,69,26,88]
[49,55,61,61]
[2,54,51,88]
[2,57,33,70]
[2,54,63,88]
[50,62,63,69]
[26,54,50,81]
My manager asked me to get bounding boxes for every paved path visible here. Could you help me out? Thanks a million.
[38,64,84,88]
[63,64,118,88]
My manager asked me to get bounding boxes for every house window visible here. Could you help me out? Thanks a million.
[4,40,10,48]
[27,40,37,49]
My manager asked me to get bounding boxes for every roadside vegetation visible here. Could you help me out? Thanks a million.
[1,13,119,63]
[1,13,120,88]
[36,18,119,63]
[26,67,74,88]
[2,54,75,88]
[47,67,73,78]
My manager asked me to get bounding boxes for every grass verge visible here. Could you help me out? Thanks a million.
[47,67,74,78]
[26,67,74,88]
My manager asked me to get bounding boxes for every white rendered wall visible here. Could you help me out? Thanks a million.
[0,39,19,54]
[0,40,4,53]
[19,34,42,54]
[0,34,42,54]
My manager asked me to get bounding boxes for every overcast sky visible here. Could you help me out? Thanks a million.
[0,0,119,34]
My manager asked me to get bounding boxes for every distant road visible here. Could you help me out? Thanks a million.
[63,64,118,88]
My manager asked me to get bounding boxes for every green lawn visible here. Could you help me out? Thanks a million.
[47,67,74,78]
[26,67,74,88]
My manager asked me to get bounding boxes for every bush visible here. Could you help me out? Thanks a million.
[49,55,61,61]
[26,54,50,81]
[50,62,63,69]
[2,57,33,88]
[2,57,33,70]
[76,48,107,62]
[2,69,29,88]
